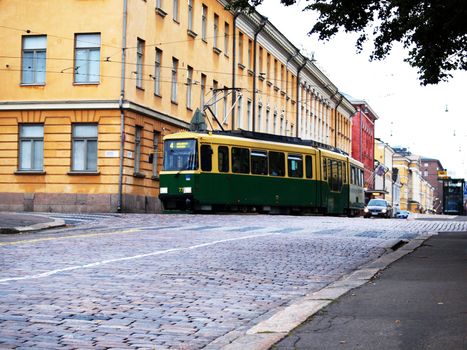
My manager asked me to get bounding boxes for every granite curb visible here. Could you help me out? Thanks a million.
[0,214,66,234]
[220,233,435,350]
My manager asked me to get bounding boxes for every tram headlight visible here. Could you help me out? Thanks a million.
[364,207,369,213]
[183,187,192,194]
[160,187,168,194]
[381,209,387,213]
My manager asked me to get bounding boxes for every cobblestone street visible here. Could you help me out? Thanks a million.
[1,214,466,349]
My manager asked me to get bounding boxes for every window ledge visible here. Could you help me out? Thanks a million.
[224,53,229,59]
[15,170,46,175]
[73,82,100,86]
[247,69,254,76]
[281,90,286,96]
[258,75,265,81]
[68,171,100,176]
[171,100,178,105]
[155,7,167,17]
[238,63,245,70]
[274,86,280,92]
[202,38,208,44]
[136,86,145,91]
[20,83,45,87]
[151,175,160,181]
[186,106,193,111]
[133,172,146,178]
[187,29,197,38]
[266,80,273,87]
[213,47,222,55]
[154,93,162,98]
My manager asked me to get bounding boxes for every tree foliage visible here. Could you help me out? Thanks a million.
[226,0,467,85]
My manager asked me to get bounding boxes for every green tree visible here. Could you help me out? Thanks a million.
[227,0,467,85]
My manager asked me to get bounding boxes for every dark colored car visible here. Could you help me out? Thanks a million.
[363,199,393,218]
[395,210,410,219]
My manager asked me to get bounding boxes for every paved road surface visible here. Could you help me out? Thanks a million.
[1,214,466,349]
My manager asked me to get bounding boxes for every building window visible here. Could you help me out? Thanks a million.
[171,57,178,103]
[173,0,179,21]
[237,95,243,129]
[213,14,219,48]
[238,32,244,64]
[248,40,252,69]
[224,22,229,55]
[247,100,252,130]
[156,0,163,8]
[154,48,162,96]
[153,131,160,177]
[136,38,144,88]
[258,47,263,74]
[134,126,142,174]
[21,35,46,85]
[186,66,193,109]
[212,80,218,116]
[223,86,228,123]
[266,107,270,133]
[266,53,271,80]
[201,5,207,41]
[19,124,44,171]
[257,103,262,132]
[72,124,98,172]
[200,73,206,109]
[187,0,193,31]
[74,33,100,83]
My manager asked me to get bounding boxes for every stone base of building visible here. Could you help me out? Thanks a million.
[0,193,162,213]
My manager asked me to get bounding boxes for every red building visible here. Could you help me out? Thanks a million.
[350,99,379,202]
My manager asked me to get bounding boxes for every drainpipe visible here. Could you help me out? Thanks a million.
[117,0,128,212]
[252,16,267,132]
[231,12,240,129]
[296,57,307,138]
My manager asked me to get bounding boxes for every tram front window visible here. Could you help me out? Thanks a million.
[163,139,198,171]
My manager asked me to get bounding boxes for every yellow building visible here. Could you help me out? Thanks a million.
[393,148,434,213]
[0,0,354,212]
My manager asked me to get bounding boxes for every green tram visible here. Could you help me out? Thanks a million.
[158,131,365,215]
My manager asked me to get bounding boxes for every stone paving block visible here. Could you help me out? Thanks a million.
[0,214,450,348]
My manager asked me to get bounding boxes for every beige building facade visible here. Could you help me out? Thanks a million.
[0,0,354,212]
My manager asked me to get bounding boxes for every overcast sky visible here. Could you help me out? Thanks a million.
[258,1,467,180]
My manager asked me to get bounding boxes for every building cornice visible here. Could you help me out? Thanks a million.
[0,100,189,128]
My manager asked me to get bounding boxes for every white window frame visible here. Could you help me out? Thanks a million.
[71,124,98,172]
[18,124,44,171]
[136,39,144,88]
[21,35,47,85]
[74,33,101,84]
[154,48,162,96]
[171,57,178,103]
[201,5,207,41]
[186,66,193,109]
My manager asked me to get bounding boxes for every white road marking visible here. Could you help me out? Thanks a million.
[0,232,277,283]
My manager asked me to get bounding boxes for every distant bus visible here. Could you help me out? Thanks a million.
[443,178,465,215]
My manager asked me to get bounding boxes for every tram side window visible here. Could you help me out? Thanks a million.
[269,151,285,176]
[358,169,364,187]
[305,155,313,179]
[342,162,347,184]
[200,144,212,171]
[331,160,338,191]
[322,159,327,181]
[288,154,303,178]
[337,161,343,190]
[218,146,229,172]
[351,166,356,185]
[232,147,250,173]
[251,150,268,175]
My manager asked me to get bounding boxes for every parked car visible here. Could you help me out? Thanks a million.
[363,199,393,218]
[395,210,410,219]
